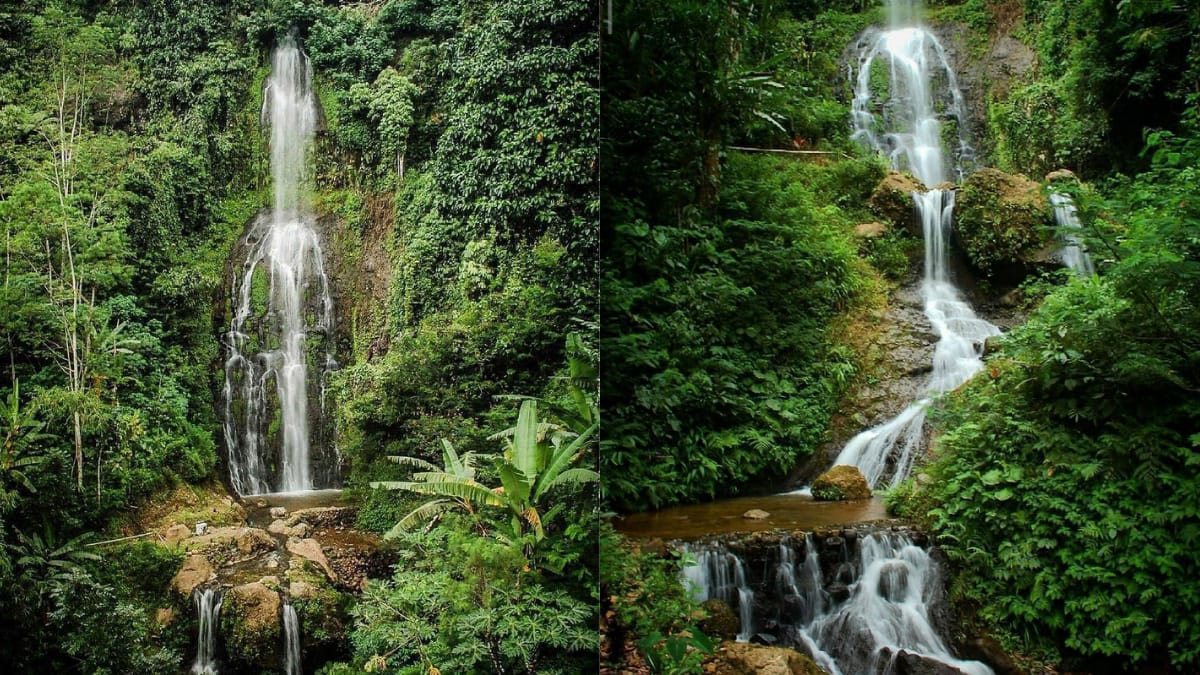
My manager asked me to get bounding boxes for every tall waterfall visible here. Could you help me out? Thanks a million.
[1049,192,1095,276]
[191,588,223,675]
[835,0,1000,488]
[222,35,339,496]
[682,534,993,675]
[283,602,302,675]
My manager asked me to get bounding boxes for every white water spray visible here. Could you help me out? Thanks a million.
[835,0,1000,488]
[223,35,338,495]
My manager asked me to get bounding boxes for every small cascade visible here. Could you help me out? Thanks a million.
[681,544,756,642]
[680,532,992,675]
[833,0,1000,488]
[283,602,302,675]
[1049,192,1095,276]
[222,34,339,496]
[191,588,223,675]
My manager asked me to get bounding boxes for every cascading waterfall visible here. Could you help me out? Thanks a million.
[222,34,339,496]
[682,534,992,675]
[834,0,1000,488]
[1049,192,1095,276]
[283,602,302,675]
[191,588,223,675]
[680,544,755,642]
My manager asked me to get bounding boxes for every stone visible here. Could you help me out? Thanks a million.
[170,554,214,598]
[289,580,319,600]
[269,506,288,519]
[955,168,1054,282]
[811,465,872,501]
[877,561,910,602]
[163,523,191,547]
[869,171,927,234]
[221,581,282,669]
[854,221,888,238]
[878,647,970,675]
[154,607,177,627]
[712,640,826,675]
[1044,168,1078,185]
[286,506,354,528]
[700,599,741,640]
[287,536,336,581]
[184,526,275,557]
[827,582,851,603]
[961,635,1022,675]
[743,509,770,520]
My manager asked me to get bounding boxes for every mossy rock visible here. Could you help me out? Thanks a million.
[955,168,1055,282]
[869,171,927,234]
[219,581,282,669]
[287,564,350,650]
[811,465,872,501]
[699,599,740,640]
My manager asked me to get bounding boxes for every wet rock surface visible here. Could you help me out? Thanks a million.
[811,465,872,501]
[711,641,826,675]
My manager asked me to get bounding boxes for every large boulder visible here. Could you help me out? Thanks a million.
[221,581,282,669]
[955,168,1054,281]
[711,641,825,675]
[811,465,872,501]
[869,171,927,234]
[183,526,275,557]
[287,536,336,581]
[170,554,214,599]
[878,647,973,675]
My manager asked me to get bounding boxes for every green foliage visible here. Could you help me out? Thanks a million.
[604,151,865,510]
[343,517,595,674]
[600,524,711,673]
[921,122,1200,668]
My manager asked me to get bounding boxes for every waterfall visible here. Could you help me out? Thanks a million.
[681,544,756,641]
[283,602,302,675]
[835,0,1000,488]
[683,534,992,675]
[222,34,339,496]
[1049,192,1095,276]
[191,588,223,675]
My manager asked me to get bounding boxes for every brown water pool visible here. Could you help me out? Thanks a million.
[614,493,889,540]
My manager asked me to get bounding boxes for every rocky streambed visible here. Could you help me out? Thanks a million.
[162,498,392,672]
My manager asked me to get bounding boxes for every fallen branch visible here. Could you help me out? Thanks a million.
[85,531,160,547]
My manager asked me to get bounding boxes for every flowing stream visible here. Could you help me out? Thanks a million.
[223,35,339,496]
[191,588,223,675]
[1049,192,1095,276]
[284,602,303,675]
[833,0,1000,489]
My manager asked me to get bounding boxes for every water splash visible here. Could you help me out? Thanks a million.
[191,588,223,675]
[223,35,339,495]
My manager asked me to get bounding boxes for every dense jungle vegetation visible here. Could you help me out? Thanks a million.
[0,0,597,672]
[603,0,1200,672]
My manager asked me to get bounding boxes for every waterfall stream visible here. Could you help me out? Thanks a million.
[833,1,1000,489]
[222,35,339,496]
[284,602,303,675]
[682,534,993,675]
[190,588,223,675]
[1049,192,1095,276]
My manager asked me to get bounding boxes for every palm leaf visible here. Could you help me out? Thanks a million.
[533,423,596,500]
[511,399,540,478]
[386,455,440,472]
[542,467,599,493]
[385,499,458,539]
